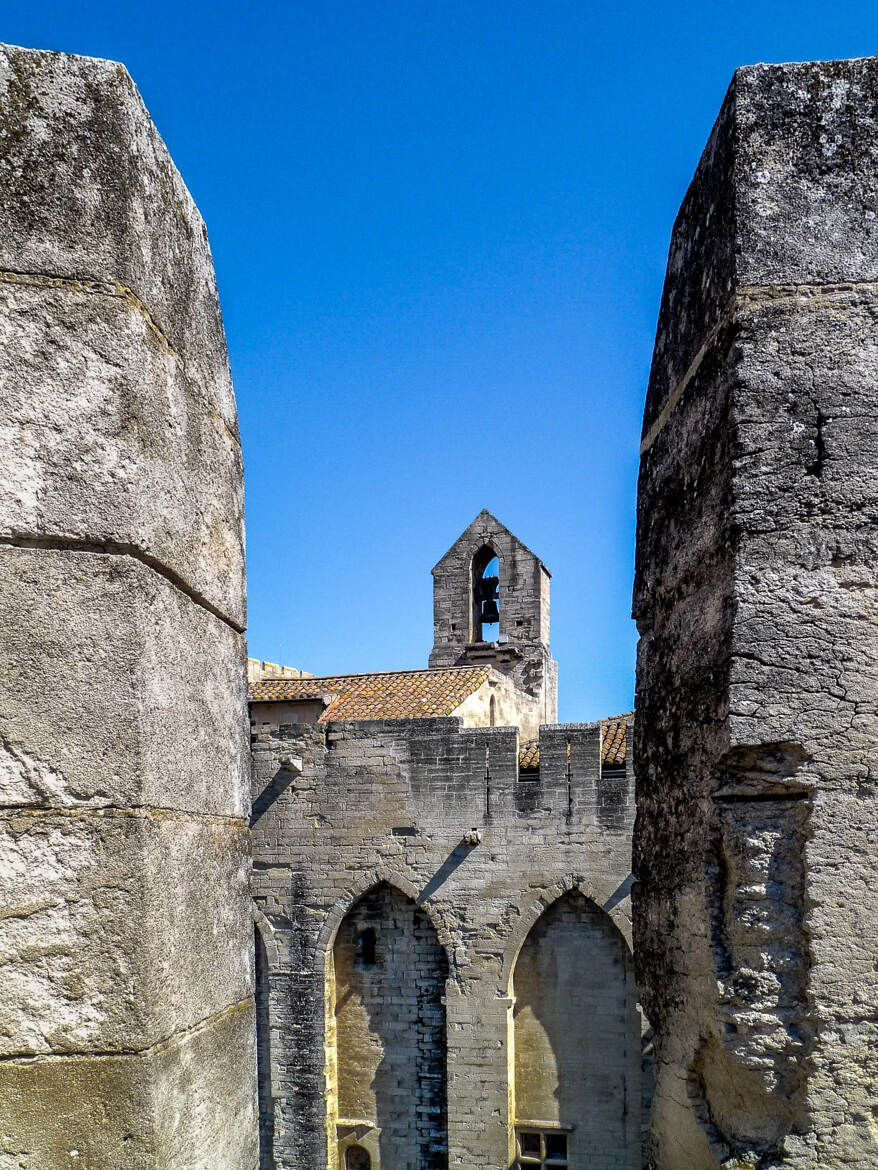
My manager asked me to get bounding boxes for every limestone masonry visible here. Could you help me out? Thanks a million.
[249,511,644,1169]
[2,37,878,1170]
[634,57,878,1170]
[0,43,255,1170]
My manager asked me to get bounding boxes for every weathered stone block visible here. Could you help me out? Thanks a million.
[0,280,245,627]
[0,43,256,1165]
[635,55,878,1170]
[151,1002,259,1170]
[0,1004,258,1170]
[0,44,237,433]
[0,546,247,816]
[0,1051,154,1169]
[644,57,878,439]
[0,809,251,1057]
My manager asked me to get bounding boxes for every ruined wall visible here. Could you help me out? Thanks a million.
[633,57,878,1169]
[0,45,257,1168]
[250,714,642,1169]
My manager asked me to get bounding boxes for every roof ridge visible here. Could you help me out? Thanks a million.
[252,664,490,684]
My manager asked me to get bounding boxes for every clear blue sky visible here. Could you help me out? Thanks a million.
[5,3,877,720]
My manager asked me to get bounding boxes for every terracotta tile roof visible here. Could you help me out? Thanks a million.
[249,666,492,722]
[518,738,541,769]
[601,715,631,767]
[518,714,632,771]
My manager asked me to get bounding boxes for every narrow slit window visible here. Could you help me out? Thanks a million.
[355,928,376,968]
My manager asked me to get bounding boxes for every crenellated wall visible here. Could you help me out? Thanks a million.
[250,714,644,1170]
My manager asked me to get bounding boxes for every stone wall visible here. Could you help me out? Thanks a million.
[250,713,643,1170]
[333,883,448,1169]
[513,889,641,1167]
[633,57,878,1169]
[0,45,256,1168]
[453,666,546,741]
[429,510,558,723]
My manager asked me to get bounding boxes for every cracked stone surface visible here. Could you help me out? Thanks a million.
[0,43,256,1169]
[0,43,244,627]
[0,810,252,1057]
[634,58,878,1170]
[0,278,245,629]
[0,546,248,816]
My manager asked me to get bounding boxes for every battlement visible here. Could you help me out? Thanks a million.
[250,711,639,1168]
[247,657,314,684]
[250,714,633,836]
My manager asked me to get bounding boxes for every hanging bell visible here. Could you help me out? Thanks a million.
[481,597,500,625]
[477,575,499,600]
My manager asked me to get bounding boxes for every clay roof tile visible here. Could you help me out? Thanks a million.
[249,666,492,722]
[517,714,632,771]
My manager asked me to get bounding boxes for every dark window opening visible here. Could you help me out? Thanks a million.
[516,768,540,814]
[472,546,500,642]
[515,1128,569,1168]
[355,928,376,968]
[345,1147,371,1170]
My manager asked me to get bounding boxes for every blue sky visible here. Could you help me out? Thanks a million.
[5,3,878,720]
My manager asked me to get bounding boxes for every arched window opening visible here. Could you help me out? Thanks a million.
[331,883,448,1169]
[472,546,500,642]
[345,1146,371,1170]
[511,891,641,1169]
[489,695,497,727]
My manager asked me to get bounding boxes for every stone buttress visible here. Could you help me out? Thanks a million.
[634,58,878,1169]
[0,45,257,1168]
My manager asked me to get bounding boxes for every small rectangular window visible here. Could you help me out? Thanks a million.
[355,928,376,968]
[514,1129,568,1169]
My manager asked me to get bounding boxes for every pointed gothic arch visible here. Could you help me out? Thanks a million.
[509,888,641,1170]
[328,881,449,1170]
[471,543,501,642]
[318,867,456,962]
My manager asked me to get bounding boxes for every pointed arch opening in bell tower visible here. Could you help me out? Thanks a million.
[472,545,500,643]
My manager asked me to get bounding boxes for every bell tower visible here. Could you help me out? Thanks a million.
[429,510,558,722]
